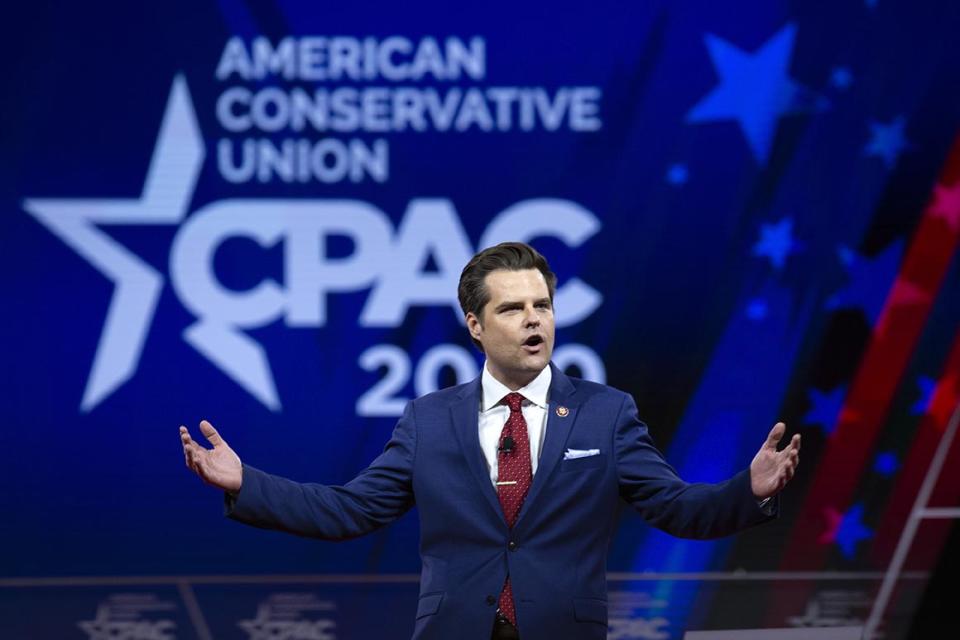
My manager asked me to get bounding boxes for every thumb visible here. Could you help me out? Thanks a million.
[765,422,786,450]
[199,420,226,448]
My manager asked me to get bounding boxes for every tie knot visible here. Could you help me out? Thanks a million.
[503,392,525,413]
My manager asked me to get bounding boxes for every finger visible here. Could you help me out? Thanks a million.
[180,426,201,448]
[192,454,208,480]
[185,448,200,474]
[182,437,204,456]
[765,422,786,450]
[790,433,801,452]
[199,420,225,448]
[186,441,206,465]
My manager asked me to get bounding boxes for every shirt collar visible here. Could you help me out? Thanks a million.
[480,361,552,412]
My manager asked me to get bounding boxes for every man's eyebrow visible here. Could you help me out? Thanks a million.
[493,298,551,312]
[494,300,523,312]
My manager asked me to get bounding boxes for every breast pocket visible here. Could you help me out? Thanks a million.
[416,592,444,619]
[560,453,607,472]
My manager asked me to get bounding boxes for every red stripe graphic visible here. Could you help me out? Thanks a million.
[769,132,960,620]
[870,324,960,569]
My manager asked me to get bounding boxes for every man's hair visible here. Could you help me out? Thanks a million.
[458,242,557,351]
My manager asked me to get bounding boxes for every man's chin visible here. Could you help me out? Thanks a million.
[521,352,551,371]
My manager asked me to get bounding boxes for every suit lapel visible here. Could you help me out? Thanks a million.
[515,363,579,527]
[450,377,506,527]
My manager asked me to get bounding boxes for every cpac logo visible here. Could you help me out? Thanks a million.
[24,76,602,412]
[607,616,670,640]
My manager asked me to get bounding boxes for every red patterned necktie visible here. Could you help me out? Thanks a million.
[496,391,532,626]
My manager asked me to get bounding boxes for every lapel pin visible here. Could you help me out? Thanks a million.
[556,406,569,417]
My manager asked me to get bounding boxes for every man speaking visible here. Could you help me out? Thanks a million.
[180,241,800,639]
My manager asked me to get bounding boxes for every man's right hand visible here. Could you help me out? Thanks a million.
[180,420,243,493]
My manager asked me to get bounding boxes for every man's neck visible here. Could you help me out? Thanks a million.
[486,363,544,391]
[481,362,551,413]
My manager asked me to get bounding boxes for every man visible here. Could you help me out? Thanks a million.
[180,242,800,640]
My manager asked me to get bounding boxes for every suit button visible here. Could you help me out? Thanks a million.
[486,595,496,606]
[508,541,518,551]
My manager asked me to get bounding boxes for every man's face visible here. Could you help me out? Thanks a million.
[466,268,555,388]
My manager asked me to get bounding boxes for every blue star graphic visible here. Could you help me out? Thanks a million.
[687,23,828,165]
[836,245,855,266]
[830,67,853,90]
[825,241,904,324]
[752,218,795,270]
[865,116,910,169]
[745,298,769,320]
[803,386,846,435]
[874,452,900,477]
[911,376,936,415]
[666,163,689,185]
[835,503,873,559]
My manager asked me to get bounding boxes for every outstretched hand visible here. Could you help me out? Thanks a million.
[750,422,800,500]
[180,420,243,493]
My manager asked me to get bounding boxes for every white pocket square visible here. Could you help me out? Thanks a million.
[563,448,601,460]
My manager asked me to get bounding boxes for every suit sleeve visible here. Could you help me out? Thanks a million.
[224,401,417,540]
[614,392,777,539]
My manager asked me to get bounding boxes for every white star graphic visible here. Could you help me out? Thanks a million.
[23,75,204,410]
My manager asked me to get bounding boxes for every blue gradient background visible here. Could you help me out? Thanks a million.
[3,1,960,637]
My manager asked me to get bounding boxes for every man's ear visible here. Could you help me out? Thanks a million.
[465,312,482,341]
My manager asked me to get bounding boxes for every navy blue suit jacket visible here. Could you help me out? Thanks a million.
[227,364,775,639]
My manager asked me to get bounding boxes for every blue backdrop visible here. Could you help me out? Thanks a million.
[4,1,960,638]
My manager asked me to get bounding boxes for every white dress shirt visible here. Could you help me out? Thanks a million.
[478,362,552,487]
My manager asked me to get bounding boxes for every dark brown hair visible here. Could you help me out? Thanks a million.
[458,242,557,351]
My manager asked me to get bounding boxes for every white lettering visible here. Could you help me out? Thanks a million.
[328,36,361,80]
[410,37,446,80]
[216,138,388,184]
[216,87,251,131]
[218,138,254,182]
[378,36,412,81]
[213,86,603,133]
[298,37,327,80]
[216,37,253,80]
[486,87,519,130]
[361,199,474,326]
[534,88,571,131]
[216,36,487,82]
[480,199,603,327]
[570,87,603,131]
[252,37,296,80]
[454,89,495,131]
[445,37,485,80]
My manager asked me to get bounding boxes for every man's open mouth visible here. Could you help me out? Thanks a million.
[522,335,544,350]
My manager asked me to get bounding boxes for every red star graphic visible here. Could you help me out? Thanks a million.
[891,279,932,305]
[874,279,931,337]
[818,506,844,544]
[930,180,960,232]
[930,370,960,429]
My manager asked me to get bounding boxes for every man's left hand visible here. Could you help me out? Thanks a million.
[750,422,800,500]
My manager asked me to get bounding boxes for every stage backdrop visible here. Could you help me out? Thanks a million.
[3,1,960,638]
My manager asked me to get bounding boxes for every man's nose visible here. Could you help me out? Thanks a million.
[523,305,540,326]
